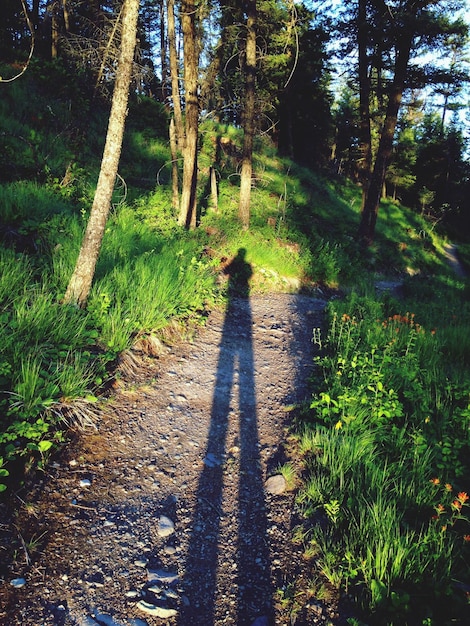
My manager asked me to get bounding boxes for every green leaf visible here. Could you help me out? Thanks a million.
[38,440,53,453]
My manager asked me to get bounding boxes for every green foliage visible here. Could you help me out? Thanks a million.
[298,288,470,622]
[0,180,72,224]
[126,96,169,139]
[0,457,9,493]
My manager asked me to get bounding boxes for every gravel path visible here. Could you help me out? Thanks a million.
[443,242,467,278]
[0,292,342,626]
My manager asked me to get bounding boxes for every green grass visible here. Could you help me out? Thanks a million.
[296,286,470,623]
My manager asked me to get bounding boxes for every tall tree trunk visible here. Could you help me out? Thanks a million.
[178,0,199,229]
[64,0,139,307]
[50,2,59,58]
[238,1,257,231]
[168,0,184,147]
[167,0,184,214]
[62,0,70,33]
[359,27,414,245]
[159,0,168,102]
[357,0,372,211]
[169,117,180,213]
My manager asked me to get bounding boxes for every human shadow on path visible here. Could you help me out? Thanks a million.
[178,249,273,625]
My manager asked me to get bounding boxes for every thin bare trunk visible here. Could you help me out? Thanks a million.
[179,0,199,229]
[210,166,218,212]
[62,0,70,33]
[168,0,184,148]
[64,0,139,306]
[51,10,59,58]
[358,0,372,211]
[238,1,257,230]
[159,0,167,102]
[169,117,180,213]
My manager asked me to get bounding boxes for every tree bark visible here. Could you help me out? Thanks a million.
[238,1,257,231]
[169,117,180,213]
[64,0,139,307]
[62,0,70,33]
[357,0,372,211]
[178,0,199,229]
[50,2,59,58]
[359,25,414,245]
[159,0,168,102]
[168,0,184,148]
[210,166,218,212]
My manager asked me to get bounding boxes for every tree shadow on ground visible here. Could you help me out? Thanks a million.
[178,248,273,625]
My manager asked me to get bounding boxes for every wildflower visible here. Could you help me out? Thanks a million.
[458,492,469,504]
[463,535,470,542]
[451,500,462,511]
[425,416,431,424]
[431,329,436,335]
[334,420,342,430]
[445,483,452,492]
[435,504,445,514]
[430,477,440,485]
[441,525,447,532]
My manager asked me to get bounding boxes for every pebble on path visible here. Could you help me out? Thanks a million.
[136,600,177,618]
[265,474,286,495]
[157,515,175,537]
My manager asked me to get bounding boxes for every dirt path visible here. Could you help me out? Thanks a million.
[0,293,341,626]
[443,242,467,279]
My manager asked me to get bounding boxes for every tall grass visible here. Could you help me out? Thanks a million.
[298,289,470,623]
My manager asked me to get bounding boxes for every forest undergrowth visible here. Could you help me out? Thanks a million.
[291,281,470,624]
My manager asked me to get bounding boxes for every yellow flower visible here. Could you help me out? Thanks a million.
[334,420,343,430]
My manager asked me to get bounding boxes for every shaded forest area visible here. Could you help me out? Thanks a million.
[1,1,470,624]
